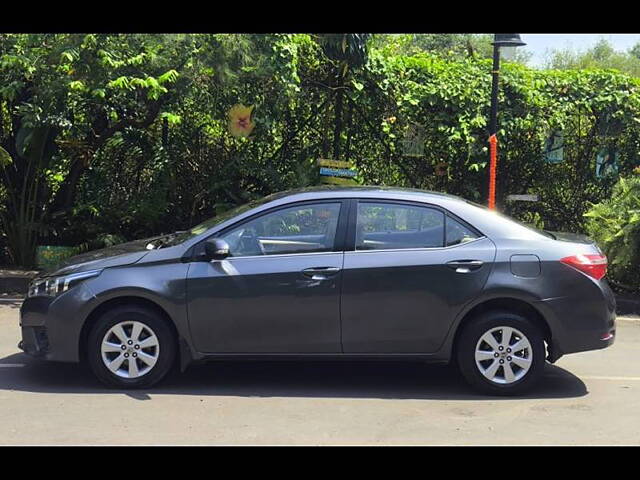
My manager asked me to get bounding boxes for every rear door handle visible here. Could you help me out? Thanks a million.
[446,260,484,273]
[302,267,341,280]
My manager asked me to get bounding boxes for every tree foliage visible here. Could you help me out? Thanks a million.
[1,33,640,272]
[372,34,532,64]
[546,38,640,77]
[585,175,640,291]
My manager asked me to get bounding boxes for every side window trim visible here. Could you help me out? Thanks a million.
[345,198,358,251]
[346,236,487,254]
[191,199,349,260]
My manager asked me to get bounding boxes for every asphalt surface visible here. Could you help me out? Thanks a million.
[1,301,639,445]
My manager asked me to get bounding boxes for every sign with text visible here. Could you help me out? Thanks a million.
[317,159,358,185]
[506,194,539,202]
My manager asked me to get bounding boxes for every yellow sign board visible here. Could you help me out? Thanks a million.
[320,176,357,185]
[318,159,353,169]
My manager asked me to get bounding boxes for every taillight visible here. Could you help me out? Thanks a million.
[560,254,607,280]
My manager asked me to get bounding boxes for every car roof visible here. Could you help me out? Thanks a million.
[261,185,465,203]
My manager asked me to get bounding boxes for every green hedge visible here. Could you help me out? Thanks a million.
[35,245,78,271]
[3,34,640,267]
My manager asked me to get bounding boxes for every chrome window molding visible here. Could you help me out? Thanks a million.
[214,250,344,261]
[348,235,487,255]
[216,235,488,260]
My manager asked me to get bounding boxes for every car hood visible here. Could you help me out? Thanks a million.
[44,237,161,277]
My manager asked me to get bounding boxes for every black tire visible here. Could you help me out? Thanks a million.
[456,310,545,396]
[87,305,176,389]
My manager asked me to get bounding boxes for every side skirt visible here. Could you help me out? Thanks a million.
[188,352,451,366]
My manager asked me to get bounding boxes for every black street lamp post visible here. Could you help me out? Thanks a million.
[487,33,526,210]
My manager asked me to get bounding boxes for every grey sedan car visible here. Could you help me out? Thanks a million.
[19,186,616,394]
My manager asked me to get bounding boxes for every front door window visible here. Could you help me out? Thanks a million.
[221,203,342,257]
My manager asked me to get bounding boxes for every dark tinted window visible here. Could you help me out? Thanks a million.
[356,202,444,250]
[221,203,341,257]
[446,215,480,246]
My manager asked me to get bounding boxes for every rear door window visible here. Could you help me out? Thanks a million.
[356,202,444,250]
[445,215,481,246]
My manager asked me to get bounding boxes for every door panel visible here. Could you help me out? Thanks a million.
[187,253,343,353]
[341,238,496,354]
[186,200,347,354]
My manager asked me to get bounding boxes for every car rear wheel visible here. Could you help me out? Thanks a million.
[87,305,176,389]
[456,310,545,395]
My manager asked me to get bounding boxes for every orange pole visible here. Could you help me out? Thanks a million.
[488,134,498,210]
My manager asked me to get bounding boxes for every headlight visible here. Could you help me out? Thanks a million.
[28,270,102,298]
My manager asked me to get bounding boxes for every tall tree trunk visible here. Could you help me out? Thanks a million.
[321,102,331,158]
[162,117,169,148]
[333,88,344,160]
[345,101,354,162]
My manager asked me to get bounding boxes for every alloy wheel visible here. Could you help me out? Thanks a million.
[100,321,160,379]
[474,326,532,385]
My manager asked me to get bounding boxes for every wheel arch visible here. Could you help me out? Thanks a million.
[78,295,180,364]
[450,297,553,361]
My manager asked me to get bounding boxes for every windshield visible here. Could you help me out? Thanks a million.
[150,196,271,248]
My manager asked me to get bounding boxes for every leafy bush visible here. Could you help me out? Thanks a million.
[584,175,640,291]
[3,33,640,267]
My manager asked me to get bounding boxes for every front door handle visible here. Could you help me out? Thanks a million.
[302,267,341,280]
[446,260,484,273]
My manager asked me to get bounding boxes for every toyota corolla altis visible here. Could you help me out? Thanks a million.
[19,187,616,394]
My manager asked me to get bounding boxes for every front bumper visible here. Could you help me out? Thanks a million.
[18,326,50,357]
[19,283,95,363]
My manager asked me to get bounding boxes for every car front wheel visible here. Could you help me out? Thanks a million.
[456,310,545,395]
[87,305,176,389]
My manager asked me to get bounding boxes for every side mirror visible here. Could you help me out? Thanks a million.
[204,238,230,261]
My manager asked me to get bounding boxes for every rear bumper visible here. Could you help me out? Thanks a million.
[536,281,616,362]
[545,311,616,362]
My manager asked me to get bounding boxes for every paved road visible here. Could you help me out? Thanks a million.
[1,301,639,445]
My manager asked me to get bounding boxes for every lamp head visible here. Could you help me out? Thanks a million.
[492,34,526,48]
